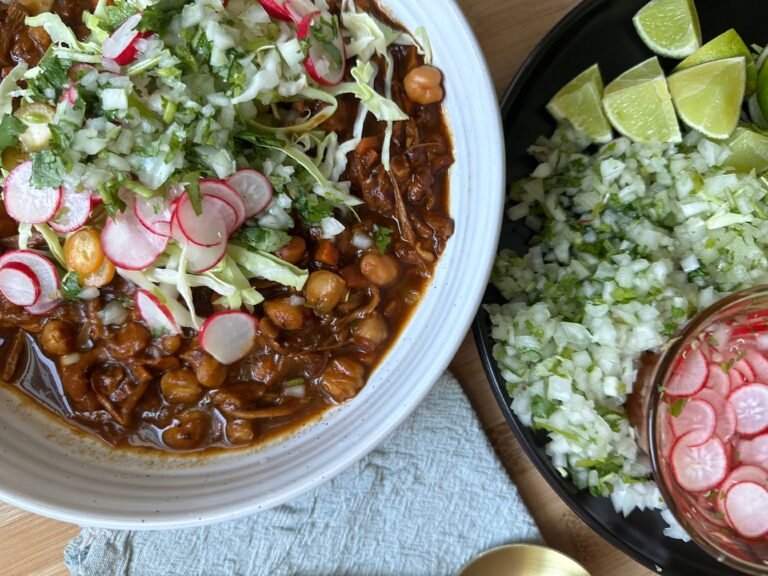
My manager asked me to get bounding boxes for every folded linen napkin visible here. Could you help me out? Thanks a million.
[64,372,541,576]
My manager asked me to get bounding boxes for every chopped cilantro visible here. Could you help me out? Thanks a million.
[96,178,127,218]
[139,0,188,33]
[30,149,65,190]
[295,192,334,226]
[60,272,81,301]
[530,395,557,419]
[231,227,291,253]
[667,398,686,417]
[102,0,139,32]
[373,225,393,254]
[0,116,25,159]
[182,172,202,215]
[721,358,734,373]
[49,123,72,150]
[26,51,70,102]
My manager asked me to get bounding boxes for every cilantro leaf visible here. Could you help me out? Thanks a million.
[231,226,291,253]
[667,398,687,417]
[103,0,139,32]
[26,51,70,101]
[0,115,25,158]
[49,123,72,150]
[60,272,82,301]
[30,149,65,189]
[373,225,393,254]
[183,172,202,216]
[295,192,334,226]
[139,0,188,33]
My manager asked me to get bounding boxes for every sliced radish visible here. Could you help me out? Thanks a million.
[724,481,768,538]
[199,310,258,365]
[226,169,273,218]
[734,358,756,383]
[170,214,228,274]
[0,250,60,314]
[258,0,292,20]
[669,398,717,441]
[715,465,768,515]
[305,38,347,86]
[696,388,737,442]
[665,348,708,397]
[729,383,768,435]
[136,289,180,336]
[706,364,731,397]
[60,85,78,106]
[671,432,729,492]
[285,0,316,24]
[49,188,92,233]
[134,194,174,237]
[745,348,768,382]
[0,262,40,307]
[101,196,169,271]
[729,367,746,390]
[174,193,232,247]
[3,161,62,224]
[200,179,246,231]
[102,14,145,66]
[737,434,768,470]
[296,9,320,39]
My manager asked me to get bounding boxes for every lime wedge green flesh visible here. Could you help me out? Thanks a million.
[546,64,612,143]
[632,0,701,58]
[668,56,746,139]
[757,59,768,124]
[724,126,768,173]
[603,57,681,144]
[675,29,757,95]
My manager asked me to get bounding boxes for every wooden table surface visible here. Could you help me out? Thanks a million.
[0,1,655,575]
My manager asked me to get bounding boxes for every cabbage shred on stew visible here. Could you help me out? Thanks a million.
[0,0,453,450]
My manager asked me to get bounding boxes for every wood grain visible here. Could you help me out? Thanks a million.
[0,0,654,575]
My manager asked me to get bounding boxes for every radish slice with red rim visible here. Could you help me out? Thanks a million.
[199,310,258,365]
[285,0,317,24]
[745,348,768,382]
[669,398,717,441]
[729,383,768,435]
[0,262,41,306]
[101,196,169,271]
[200,179,246,231]
[59,85,78,106]
[296,10,320,38]
[671,432,729,492]
[734,358,756,383]
[706,364,731,397]
[724,481,768,538]
[103,13,146,66]
[304,13,346,86]
[49,188,92,233]
[696,388,736,441]
[737,434,768,470]
[665,347,708,398]
[174,194,232,247]
[136,289,180,336]
[0,250,61,314]
[4,161,62,224]
[170,214,228,274]
[134,194,174,237]
[226,169,273,218]
[729,367,746,390]
[715,465,768,515]
[258,0,292,21]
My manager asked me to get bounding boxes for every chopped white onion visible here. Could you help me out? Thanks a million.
[351,231,373,250]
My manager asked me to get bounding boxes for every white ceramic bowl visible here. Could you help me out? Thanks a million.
[0,0,504,528]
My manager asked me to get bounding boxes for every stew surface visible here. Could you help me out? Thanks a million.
[0,0,453,451]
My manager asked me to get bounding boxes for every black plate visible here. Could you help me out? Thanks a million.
[473,0,768,574]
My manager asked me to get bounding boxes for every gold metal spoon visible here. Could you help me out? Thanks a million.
[458,543,591,576]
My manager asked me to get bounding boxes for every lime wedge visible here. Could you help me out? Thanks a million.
[724,125,768,173]
[667,56,746,139]
[757,59,768,123]
[632,0,701,59]
[545,64,612,143]
[603,58,682,144]
[675,29,757,95]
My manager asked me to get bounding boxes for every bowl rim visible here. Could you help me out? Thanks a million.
[0,0,506,529]
[648,285,768,576]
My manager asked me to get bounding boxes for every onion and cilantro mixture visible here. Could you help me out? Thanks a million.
[0,0,430,331]
[487,125,768,536]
